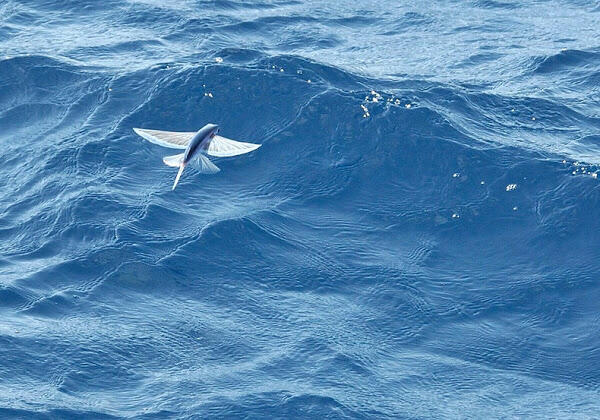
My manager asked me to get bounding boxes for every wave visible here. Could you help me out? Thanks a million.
[2,2,600,415]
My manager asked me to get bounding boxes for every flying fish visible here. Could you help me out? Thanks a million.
[133,123,261,190]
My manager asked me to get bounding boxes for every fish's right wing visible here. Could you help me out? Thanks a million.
[204,135,261,157]
[133,128,195,149]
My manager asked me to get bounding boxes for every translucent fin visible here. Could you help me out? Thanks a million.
[172,164,185,190]
[163,153,184,167]
[191,153,220,174]
[204,135,261,157]
[133,128,195,149]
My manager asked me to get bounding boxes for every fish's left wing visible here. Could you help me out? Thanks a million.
[204,135,261,157]
[133,128,195,149]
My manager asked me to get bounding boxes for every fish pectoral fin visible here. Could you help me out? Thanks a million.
[204,135,261,157]
[191,154,220,174]
[134,128,194,149]
[163,153,184,167]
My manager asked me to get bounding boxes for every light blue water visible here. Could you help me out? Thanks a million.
[1,1,600,418]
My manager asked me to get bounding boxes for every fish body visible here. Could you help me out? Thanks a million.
[183,123,219,165]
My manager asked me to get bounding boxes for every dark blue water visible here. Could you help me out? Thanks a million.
[1,0,600,418]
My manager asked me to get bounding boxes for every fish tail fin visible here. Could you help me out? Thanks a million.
[172,164,185,190]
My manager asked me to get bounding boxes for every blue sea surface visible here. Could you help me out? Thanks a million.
[1,0,600,418]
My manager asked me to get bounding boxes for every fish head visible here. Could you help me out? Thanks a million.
[206,123,220,137]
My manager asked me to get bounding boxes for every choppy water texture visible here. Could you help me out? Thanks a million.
[1,0,600,418]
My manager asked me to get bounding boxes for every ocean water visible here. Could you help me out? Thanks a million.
[1,0,600,418]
